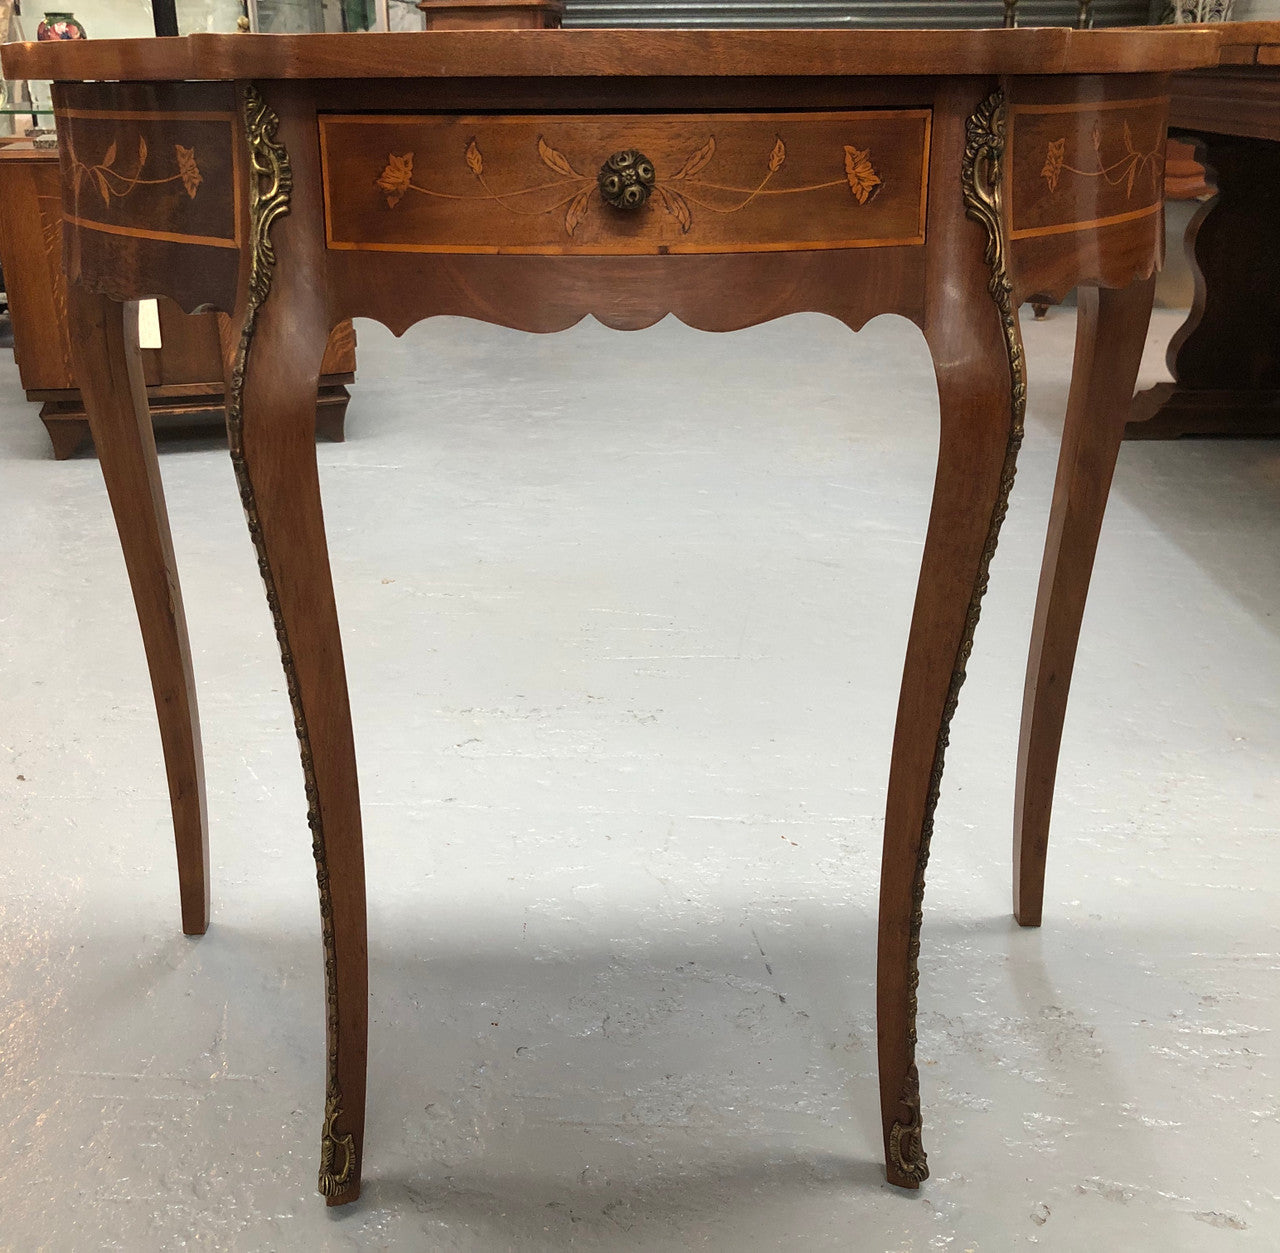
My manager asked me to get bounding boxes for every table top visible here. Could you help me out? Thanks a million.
[1,26,1219,84]
[1169,22,1280,142]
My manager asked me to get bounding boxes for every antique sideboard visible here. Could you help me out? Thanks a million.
[1,25,1217,1206]
[1129,20,1280,436]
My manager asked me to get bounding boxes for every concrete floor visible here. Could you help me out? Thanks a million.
[1,308,1277,1251]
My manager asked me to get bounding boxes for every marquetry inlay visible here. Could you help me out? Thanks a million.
[319,110,932,255]
[58,108,240,249]
[1008,96,1168,240]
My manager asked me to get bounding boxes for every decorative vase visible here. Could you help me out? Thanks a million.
[36,11,87,39]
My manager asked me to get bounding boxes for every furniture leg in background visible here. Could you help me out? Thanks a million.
[65,286,210,936]
[1015,276,1157,927]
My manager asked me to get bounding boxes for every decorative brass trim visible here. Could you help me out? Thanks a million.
[318,1092,357,1198]
[888,1063,925,1183]
[888,87,1027,1187]
[228,84,355,1202]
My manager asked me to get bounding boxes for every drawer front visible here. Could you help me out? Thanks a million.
[1008,95,1167,241]
[319,110,930,256]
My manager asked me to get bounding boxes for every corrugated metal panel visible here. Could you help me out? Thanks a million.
[563,1,1152,28]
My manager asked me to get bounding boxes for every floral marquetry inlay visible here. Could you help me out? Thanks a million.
[71,137,204,206]
[1039,118,1163,199]
[1007,97,1169,242]
[325,110,931,256]
[845,146,882,204]
[374,132,886,238]
[55,100,239,254]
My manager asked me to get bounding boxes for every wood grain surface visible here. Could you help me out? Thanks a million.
[66,289,210,937]
[1170,66,1280,144]
[1,27,1220,85]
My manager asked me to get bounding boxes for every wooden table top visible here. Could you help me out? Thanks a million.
[1169,22,1280,142]
[1,26,1219,84]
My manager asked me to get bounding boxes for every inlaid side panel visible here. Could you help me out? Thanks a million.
[59,108,240,250]
[319,110,931,255]
[1008,96,1168,241]
[54,83,244,312]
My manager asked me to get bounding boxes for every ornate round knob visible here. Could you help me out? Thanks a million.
[598,150,656,210]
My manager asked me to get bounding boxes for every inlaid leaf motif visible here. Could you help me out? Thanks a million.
[68,133,203,210]
[175,145,202,198]
[1041,138,1066,193]
[768,136,786,173]
[537,136,575,177]
[654,184,692,233]
[376,152,414,208]
[465,139,484,176]
[564,187,592,236]
[1039,123,1161,200]
[843,146,882,205]
[672,137,715,181]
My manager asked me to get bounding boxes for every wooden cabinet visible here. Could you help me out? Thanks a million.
[0,141,355,458]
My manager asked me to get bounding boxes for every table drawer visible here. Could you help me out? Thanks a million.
[319,110,930,256]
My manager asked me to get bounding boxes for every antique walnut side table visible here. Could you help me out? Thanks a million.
[1,26,1217,1205]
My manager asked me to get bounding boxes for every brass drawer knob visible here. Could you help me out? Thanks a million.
[598,149,655,210]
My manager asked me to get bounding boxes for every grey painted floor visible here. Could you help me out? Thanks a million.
[1,308,1277,1251]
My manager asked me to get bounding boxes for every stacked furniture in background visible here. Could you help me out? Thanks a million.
[1128,20,1280,436]
[0,141,356,457]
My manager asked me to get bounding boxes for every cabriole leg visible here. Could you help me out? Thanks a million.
[879,85,1025,1190]
[231,84,368,1205]
[68,285,210,937]
[1014,276,1156,927]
